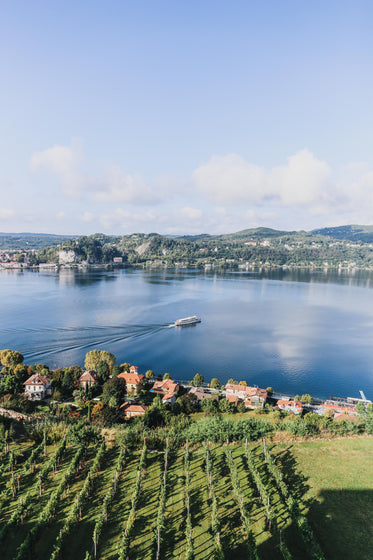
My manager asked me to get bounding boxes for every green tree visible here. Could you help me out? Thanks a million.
[1,350,24,368]
[266,387,274,396]
[0,349,11,366]
[145,370,154,380]
[193,373,204,386]
[219,398,234,413]
[102,377,126,408]
[120,363,130,373]
[237,401,246,413]
[97,360,110,384]
[294,394,301,402]
[163,372,171,380]
[301,394,313,404]
[112,365,121,377]
[238,381,248,386]
[227,378,237,385]
[68,421,100,446]
[210,378,220,389]
[201,397,218,413]
[85,350,115,371]
[176,393,198,414]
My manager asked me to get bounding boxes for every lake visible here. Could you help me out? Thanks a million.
[1,267,373,400]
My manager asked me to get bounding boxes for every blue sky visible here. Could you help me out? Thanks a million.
[1,0,373,235]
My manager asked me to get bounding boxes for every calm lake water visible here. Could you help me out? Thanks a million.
[1,267,373,400]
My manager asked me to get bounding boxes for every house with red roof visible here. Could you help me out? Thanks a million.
[277,399,303,414]
[151,379,180,405]
[120,402,148,418]
[24,374,52,401]
[226,383,267,408]
[79,370,98,390]
[152,379,180,395]
[117,367,145,394]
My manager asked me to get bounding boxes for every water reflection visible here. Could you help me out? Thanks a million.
[1,268,373,399]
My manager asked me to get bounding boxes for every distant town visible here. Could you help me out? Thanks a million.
[3,224,373,271]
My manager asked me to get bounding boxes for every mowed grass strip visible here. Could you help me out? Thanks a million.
[64,445,120,559]
[98,450,139,560]
[188,444,215,560]
[1,444,79,560]
[232,444,275,559]
[32,445,98,560]
[286,437,373,560]
[128,449,162,560]
[212,444,248,559]
[162,448,187,560]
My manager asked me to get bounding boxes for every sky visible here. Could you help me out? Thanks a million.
[1,0,373,236]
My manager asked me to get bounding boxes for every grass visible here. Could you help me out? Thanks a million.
[1,436,372,560]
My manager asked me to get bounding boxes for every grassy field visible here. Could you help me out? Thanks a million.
[0,436,372,560]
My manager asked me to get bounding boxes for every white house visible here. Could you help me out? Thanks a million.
[24,374,52,401]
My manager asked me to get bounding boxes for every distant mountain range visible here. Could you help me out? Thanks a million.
[0,232,74,250]
[2,225,373,251]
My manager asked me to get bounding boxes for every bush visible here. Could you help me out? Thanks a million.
[184,416,272,443]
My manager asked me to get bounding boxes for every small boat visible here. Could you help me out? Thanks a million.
[175,315,201,326]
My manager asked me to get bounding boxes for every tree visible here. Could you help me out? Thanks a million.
[301,394,313,404]
[112,365,121,377]
[120,363,130,373]
[266,387,274,396]
[176,393,198,414]
[163,372,171,380]
[68,421,100,446]
[219,398,234,413]
[0,349,11,366]
[193,373,204,386]
[102,377,126,408]
[0,350,24,368]
[97,360,110,384]
[238,381,248,386]
[237,402,246,413]
[85,350,115,371]
[356,402,366,415]
[227,378,237,385]
[210,378,220,389]
[145,370,154,380]
[201,397,218,414]
[294,394,301,402]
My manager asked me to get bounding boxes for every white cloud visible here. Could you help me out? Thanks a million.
[30,143,177,205]
[193,153,267,205]
[80,211,95,223]
[30,144,91,198]
[173,207,203,222]
[0,209,15,220]
[94,165,160,204]
[193,149,333,209]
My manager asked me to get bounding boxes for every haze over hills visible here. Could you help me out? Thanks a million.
[2,225,373,251]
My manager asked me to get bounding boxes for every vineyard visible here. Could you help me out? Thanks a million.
[0,431,372,560]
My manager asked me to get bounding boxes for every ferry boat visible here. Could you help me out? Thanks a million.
[174,316,201,326]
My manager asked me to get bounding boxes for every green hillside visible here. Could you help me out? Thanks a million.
[1,431,372,560]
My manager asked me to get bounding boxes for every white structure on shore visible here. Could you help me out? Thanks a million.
[24,374,52,401]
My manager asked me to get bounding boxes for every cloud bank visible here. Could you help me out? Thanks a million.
[21,143,373,235]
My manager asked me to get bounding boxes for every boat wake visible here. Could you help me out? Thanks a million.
[1,323,173,362]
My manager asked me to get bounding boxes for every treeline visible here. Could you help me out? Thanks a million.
[28,229,373,268]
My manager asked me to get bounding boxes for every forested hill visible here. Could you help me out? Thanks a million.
[0,232,74,250]
[312,225,373,243]
[20,225,373,269]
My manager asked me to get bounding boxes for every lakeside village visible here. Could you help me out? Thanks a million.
[0,349,372,434]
